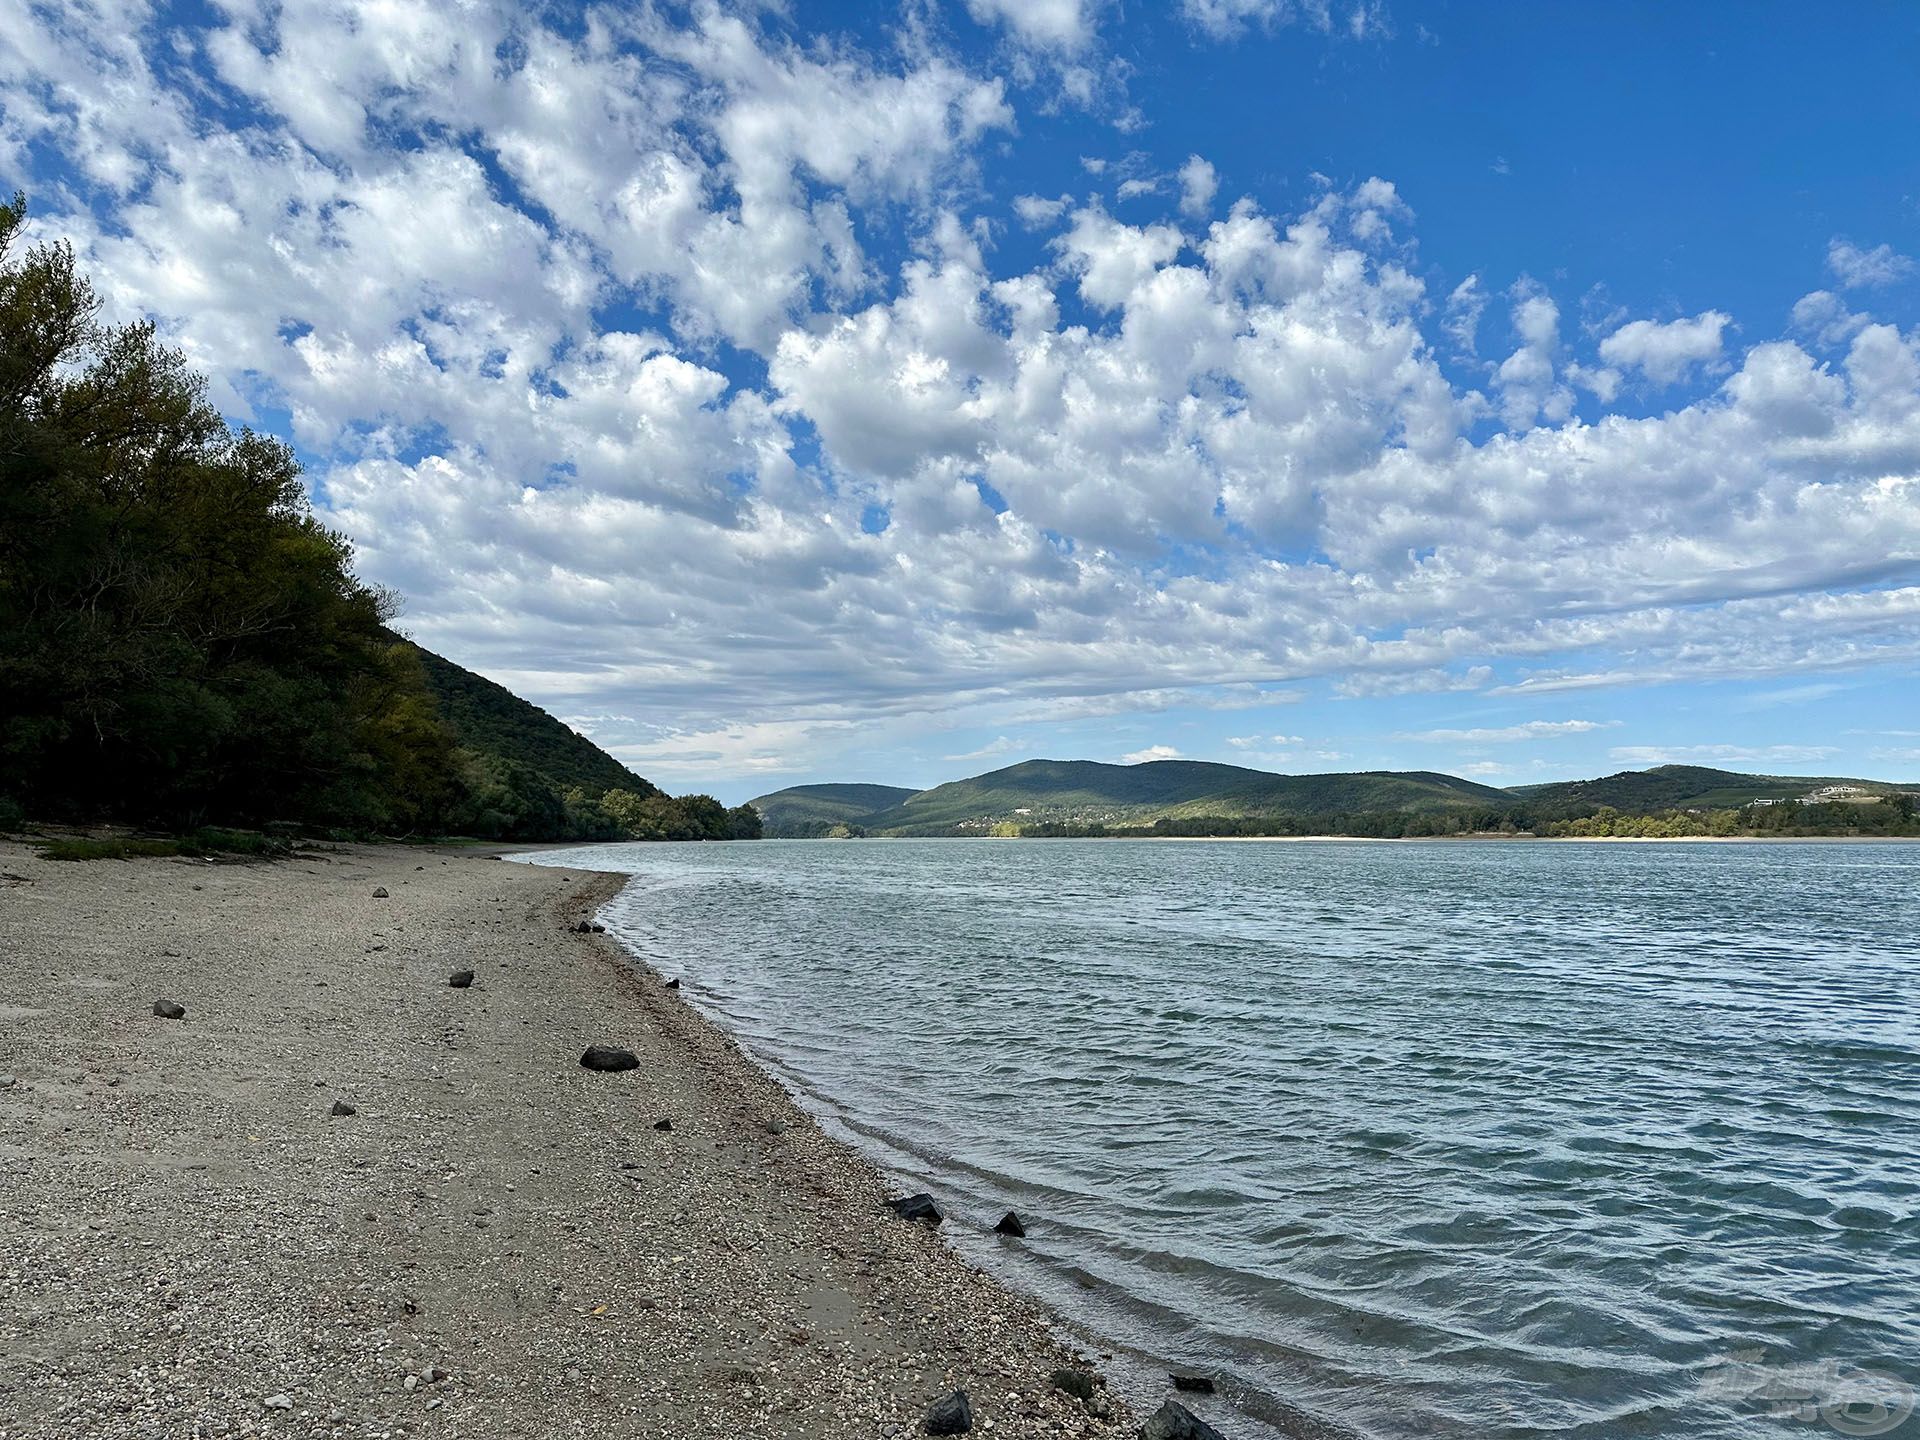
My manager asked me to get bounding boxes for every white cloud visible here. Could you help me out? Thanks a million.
[1791,290,1870,348]
[1828,238,1915,290]
[1397,720,1618,743]
[1494,281,1573,430]
[1122,744,1183,764]
[1598,311,1730,386]
[1178,155,1218,218]
[965,0,1103,53]
[1183,1,1386,41]
[1443,274,1487,353]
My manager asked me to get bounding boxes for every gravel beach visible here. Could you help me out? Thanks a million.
[0,841,1134,1439]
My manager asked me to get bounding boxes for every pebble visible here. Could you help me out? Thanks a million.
[152,999,186,1020]
[262,1393,294,1411]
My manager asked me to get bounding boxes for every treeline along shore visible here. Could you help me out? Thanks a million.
[0,194,754,848]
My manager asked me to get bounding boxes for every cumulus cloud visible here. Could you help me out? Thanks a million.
[4,2,1919,789]
[965,0,1103,53]
[1178,155,1218,218]
[1122,745,1183,764]
[1598,311,1730,386]
[1828,238,1915,290]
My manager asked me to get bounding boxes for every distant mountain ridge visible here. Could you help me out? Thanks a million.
[750,760,1917,839]
[1508,764,1905,815]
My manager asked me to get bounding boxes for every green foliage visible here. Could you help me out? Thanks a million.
[600,788,763,841]
[0,193,457,832]
[1511,764,1904,818]
[749,783,916,837]
[0,194,756,846]
[408,642,656,798]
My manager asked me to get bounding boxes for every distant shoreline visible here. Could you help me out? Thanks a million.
[806,832,1920,846]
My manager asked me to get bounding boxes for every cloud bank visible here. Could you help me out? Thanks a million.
[3,2,1917,782]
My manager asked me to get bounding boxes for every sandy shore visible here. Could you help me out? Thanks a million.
[0,841,1132,1439]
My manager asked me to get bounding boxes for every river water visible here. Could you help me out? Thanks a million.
[518,838,1920,1439]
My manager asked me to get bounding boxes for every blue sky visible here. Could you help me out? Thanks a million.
[4,0,1918,801]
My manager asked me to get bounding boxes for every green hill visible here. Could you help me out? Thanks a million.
[750,783,920,838]
[846,759,1512,836]
[406,640,656,799]
[1507,764,1903,816]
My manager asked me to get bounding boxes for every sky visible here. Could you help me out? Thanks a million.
[4,0,1919,803]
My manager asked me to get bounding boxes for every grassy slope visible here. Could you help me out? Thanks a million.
[1507,764,1902,815]
[750,783,921,835]
[406,641,658,798]
[857,759,1511,835]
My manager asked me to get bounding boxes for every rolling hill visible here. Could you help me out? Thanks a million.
[751,783,920,837]
[1507,764,1901,817]
[406,639,658,799]
[751,759,1919,839]
[753,760,1513,838]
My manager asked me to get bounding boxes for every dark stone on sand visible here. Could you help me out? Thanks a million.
[925,1390,973,1435]
[571,920,608,934]
[653,1118,673,1131]
[1170,1374,1217,1394]
[665,977,681,990]
[994,1210,1027,1237]
[331,1100,358,1117]
[886,1193,943,1225]
[580,1045,640,1073]
[152,1000,186,1020]
[372,887,389,898]
[448,970,475,988]
[1140,1400,1226,1440]
[1051,1369,1098,1401]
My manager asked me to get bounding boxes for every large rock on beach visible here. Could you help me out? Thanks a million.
[925,1389,973,1435]
[1141,1400,1227,1440]
[579,1044,640,1073]
[1171,1374,1217,1394]
[886,1192,943,1225]
[994,1210,1027,1237]
[447,970,475,988]
[152,1000,186,1020]
[1051,1369,1099,1400]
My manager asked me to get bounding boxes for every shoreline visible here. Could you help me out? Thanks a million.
[0,840,1139,1438]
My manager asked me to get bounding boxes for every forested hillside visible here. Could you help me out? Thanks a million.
[0,195,754,844]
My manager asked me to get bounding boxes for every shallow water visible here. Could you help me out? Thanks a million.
[519,839,1920,1439]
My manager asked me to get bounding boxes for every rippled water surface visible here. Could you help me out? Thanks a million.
[522,839,1920,1438]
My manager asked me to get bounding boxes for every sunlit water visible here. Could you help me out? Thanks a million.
[517,839,1920,1439]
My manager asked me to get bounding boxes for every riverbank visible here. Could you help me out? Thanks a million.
[0,841,1132,1439]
